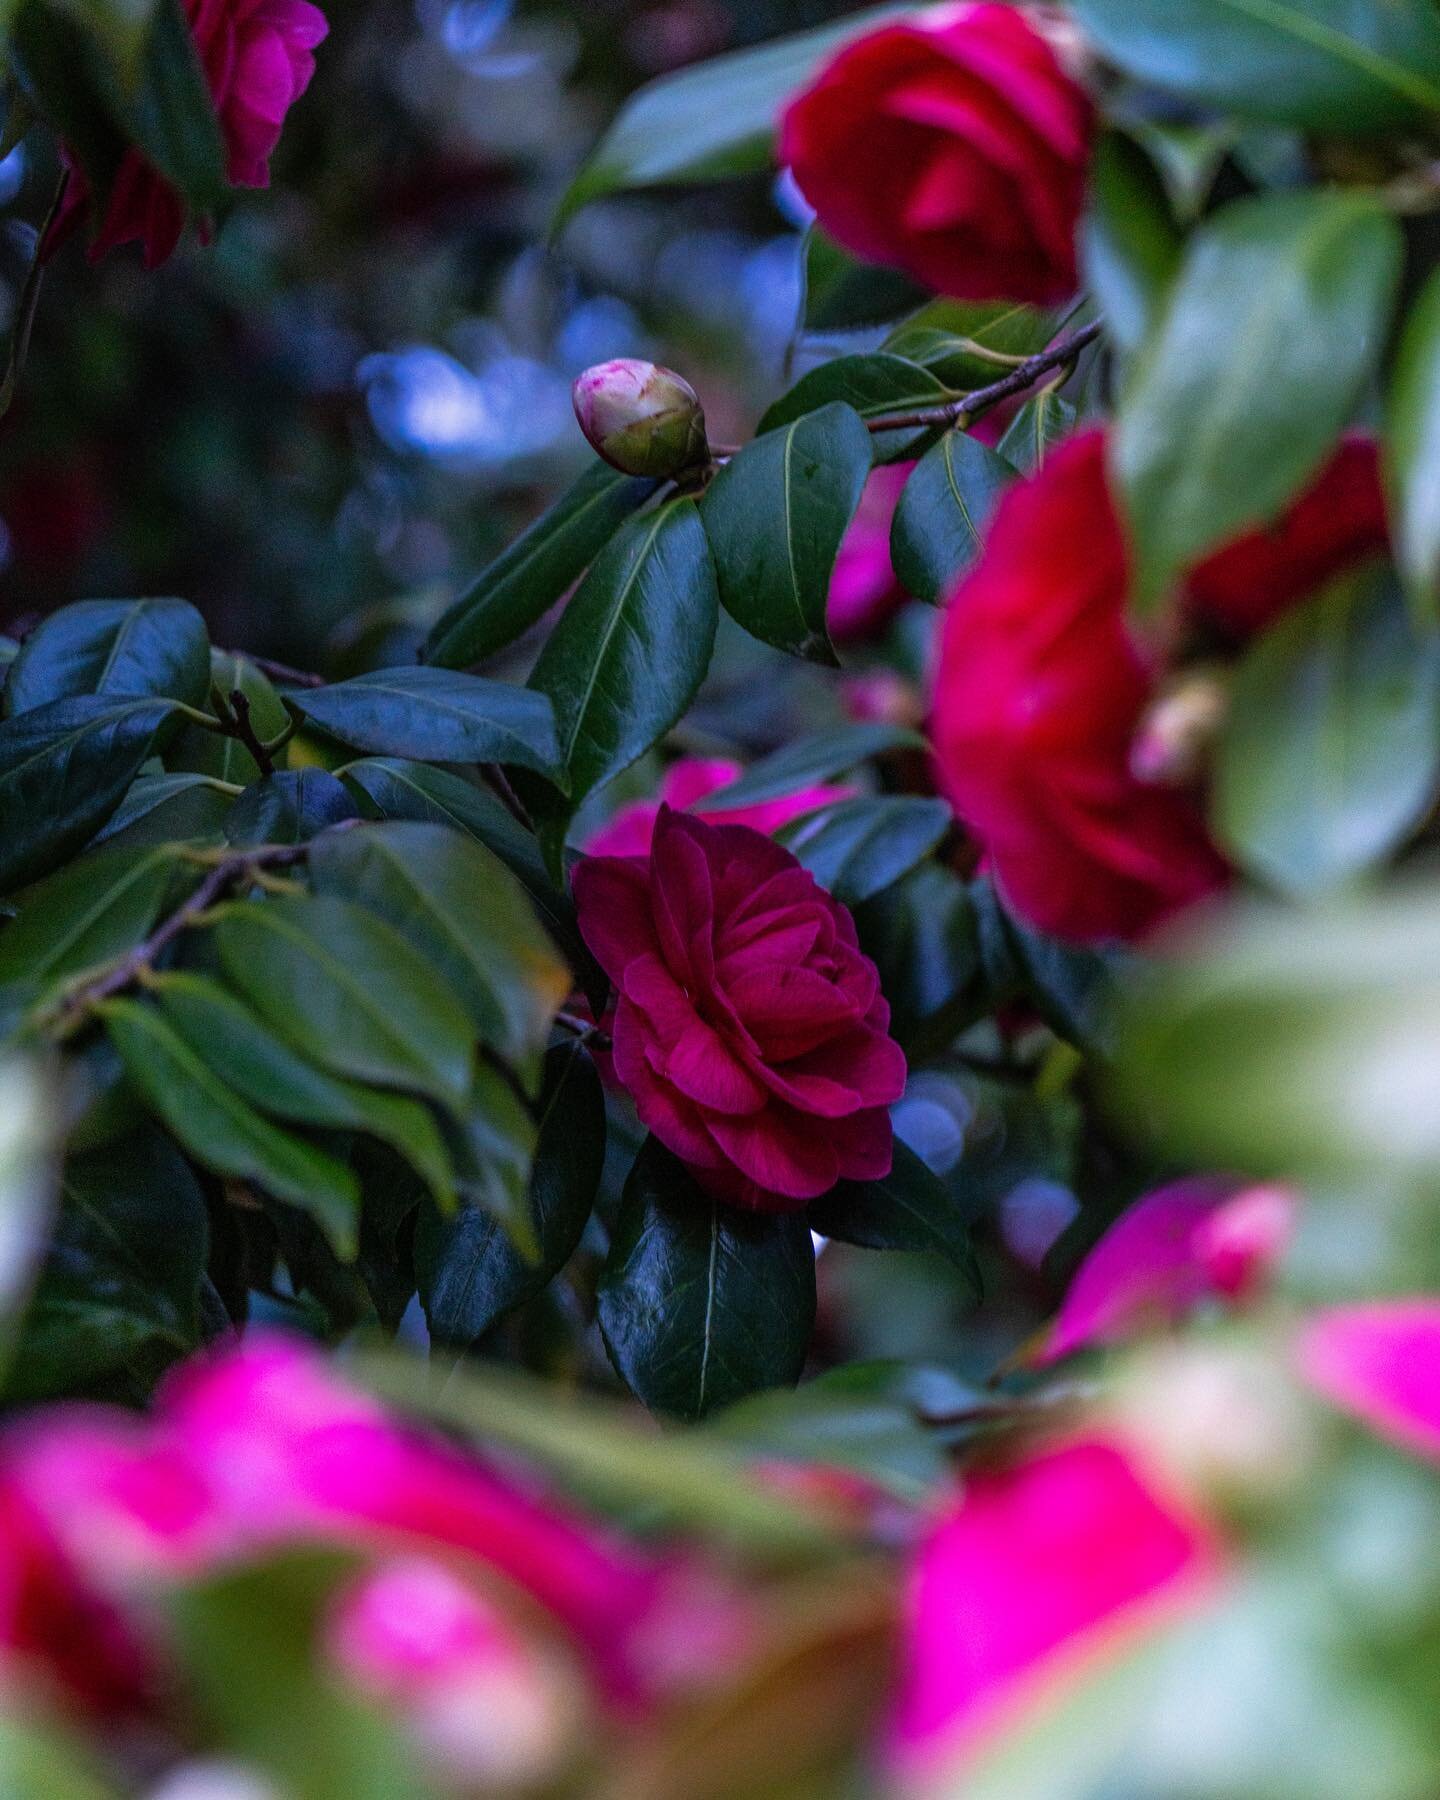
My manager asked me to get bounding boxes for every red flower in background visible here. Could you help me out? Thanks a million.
[574,806,906,1210]
[45,0,328,268]
[780,3,1094,304]
[828,462,914,642]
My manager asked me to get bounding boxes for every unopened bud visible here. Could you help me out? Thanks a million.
[572,359,709,478]
[1130,670,1228,787]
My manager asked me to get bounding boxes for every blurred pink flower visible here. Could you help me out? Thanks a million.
[583,756,851,859]
[1297,1301,1440,1463]
[888,1436,1220,1786]
[1033,1178,1297,1366]
[827,463,914,642]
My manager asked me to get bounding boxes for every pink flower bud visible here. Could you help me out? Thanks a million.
[572,360,709,478]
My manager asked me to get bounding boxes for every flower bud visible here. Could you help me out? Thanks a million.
[572,359,708,478]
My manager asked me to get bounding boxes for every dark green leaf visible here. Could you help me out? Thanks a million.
[699,722,926,808]
[781,796,951,906]
[444,1062,537,1249]
[416,1043,604,1346]
[1070,0,1440,134]
[426,463,659,668]
[973,877,1133,1053]
[215,895,476,1111]
[809,1141,981,1295]
[1214,568,1440,894]
[94,771,234,849]
[224,770,358,846]
[702,401,872,663]
[995,384,1077,475]
[852,862,984,1057]
[0,841,190,991]
[0,696,180,894]
[890,430,1014,603]
[526,498,718,846]
[1082,132,1183,358]
[105,0,226,209]
[1117,190,1404,613]
[100,997,361,1255]
[803,228,927,332]
[597,1137,816,1420]
[883,298,1059,390]
[5,597,210,716]
[170,651,288,785]
[1387,265,1440,621]
[309,820,569,1083]
[292,667,561,780]
[759,354,951,465]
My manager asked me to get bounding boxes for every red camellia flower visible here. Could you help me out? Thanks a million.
[574,806,906,1211]
[932,430,1391,944]
[45,0,328,268]
[779,3,1094,305]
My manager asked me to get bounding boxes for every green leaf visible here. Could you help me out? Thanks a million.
[702,401,872,664]
[699,722,926,809]
[100,997,361,1255]
[1117,190,1404,614]
[309,821,569,1084]
[1214,568,1440,895]
[803,227,927,332]
[995,384,1077,475]
[0,696,180,894]
[554,2,913,226]
[425,463,659,668]
[759,353,950,465]
[890,431,1014,603]
[0,1709,118,1800]
[94,771,235,849]
[0,840,189,991]
[1082,132,1183,358]
[224,770,358,846]
[152,972,456,1214]
[597,1137,816,1421]
[444,1062,537,1250]
[780,796,951,906]
[8,1127,207,1403]
[525,498,718,848]
[1387,266,1440,622]
[853,863,984,1058]
[883,298,1059,390]
[291,667,562,780]
[973,877,1132,1053]
[215,895,476,1111]
[170,651,288,785]
[1069,0,1440,134]
[4,597,210,716]
[45,0,159,72]
[809,1141,981,1294]
[416,1042,604,1346]
[104,0,226,209]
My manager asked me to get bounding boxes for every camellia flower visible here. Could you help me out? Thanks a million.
[571,359,709,479]
[574,806,906,1209]
[888,1435,1220,1788]
[584,757,852,859]
[931,430,1390,943]
[44,0,329,268]
[1296,1300,1440,1463]
[779,3,1094,305]
[1034,1178,1298,1366]
[828,463,914,642]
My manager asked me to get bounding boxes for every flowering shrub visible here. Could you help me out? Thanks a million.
[4,0,1440,1791]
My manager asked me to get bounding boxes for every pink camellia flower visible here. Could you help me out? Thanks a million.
[44,0,328,268]
[780,4,1095,305]
[1296,1301,1440,1463]
[584,757,852,859]
[574,805,906,1209]
[1034,1178,1298,1366]
[828,463,914,642]
[889,1435,1220,1787]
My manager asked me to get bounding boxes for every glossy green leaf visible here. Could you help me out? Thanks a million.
[995,384,1077,475]
[526,498,718,846]
[215,895,476,1110]
[426,462,659,668]
[803,228,927,332]
[224,770,358,847]
[94,771,235,849]
[759,353,950,465]
[100,997,361,1254]
[702,401,872,663]
[973,877,1131,1053]
[1387,265,1440,621]
[1070,0,1440,134]
[0,841,190,991]
[555,2,912,226]
[852,863,984,1058]
[890,430,1014,603]
[883,299,1059,391]
[152,972,456,1213]
[1082,132,1183,358]
[809,1141,981,1294]
[781,795,951,906]
[1214,569,1440,894]
[170,651,288,785]
[4,597,210,717]
[291,667,562,780]
[104,0,226,209]
[309,820,569,1082]
[1117,190,1403,614]
[597,1137,816,1421]
[444,1062,538,1249]
[699,722,925,809]
[416,1042,603,1346]
[0,696,180,894]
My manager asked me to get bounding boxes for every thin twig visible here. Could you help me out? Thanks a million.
[241,652,326,690]
[555,1009,611,1051]
[867,319,1103,435]
[227,689,275,777]
[0,169,69,420]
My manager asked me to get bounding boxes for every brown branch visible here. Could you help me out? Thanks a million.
[242,653,326,690]
[867,319,1103,435]
[227,688,275,777]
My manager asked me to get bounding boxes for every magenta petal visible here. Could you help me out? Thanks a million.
[665,1021,769,1116]
[1297,1301,1440,1463]
[706,1106,840,1200]
[573,854,658,982]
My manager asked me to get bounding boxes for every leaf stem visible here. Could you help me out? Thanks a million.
[866,319,1103,435]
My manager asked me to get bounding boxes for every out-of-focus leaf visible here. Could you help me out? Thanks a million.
[597,1136,816,1421]
[0,1059,56,1382]
[1117,190,1403,614]
[702,401,872,663]
[890,430,1014,602]
[224,770,358,846]
[444,1062,537,1251]
[781,796,950,906]
[854,862,984,1057]
[101,0,226,209]
[215,895,476,1110]
[974,878,1132,1052]
[0,1706,119,1800]
[426,462,659,667]
[760,353,950,465]
[803,227,927,332]
[0,841,190,992]
[1082,132,1183,357]
[1214,568,1440,894]
[4,597,210,716]
[809,1141,981,1294]
[1387,265,1440,622]
[701,723,924,808]
[94,771,234,849]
